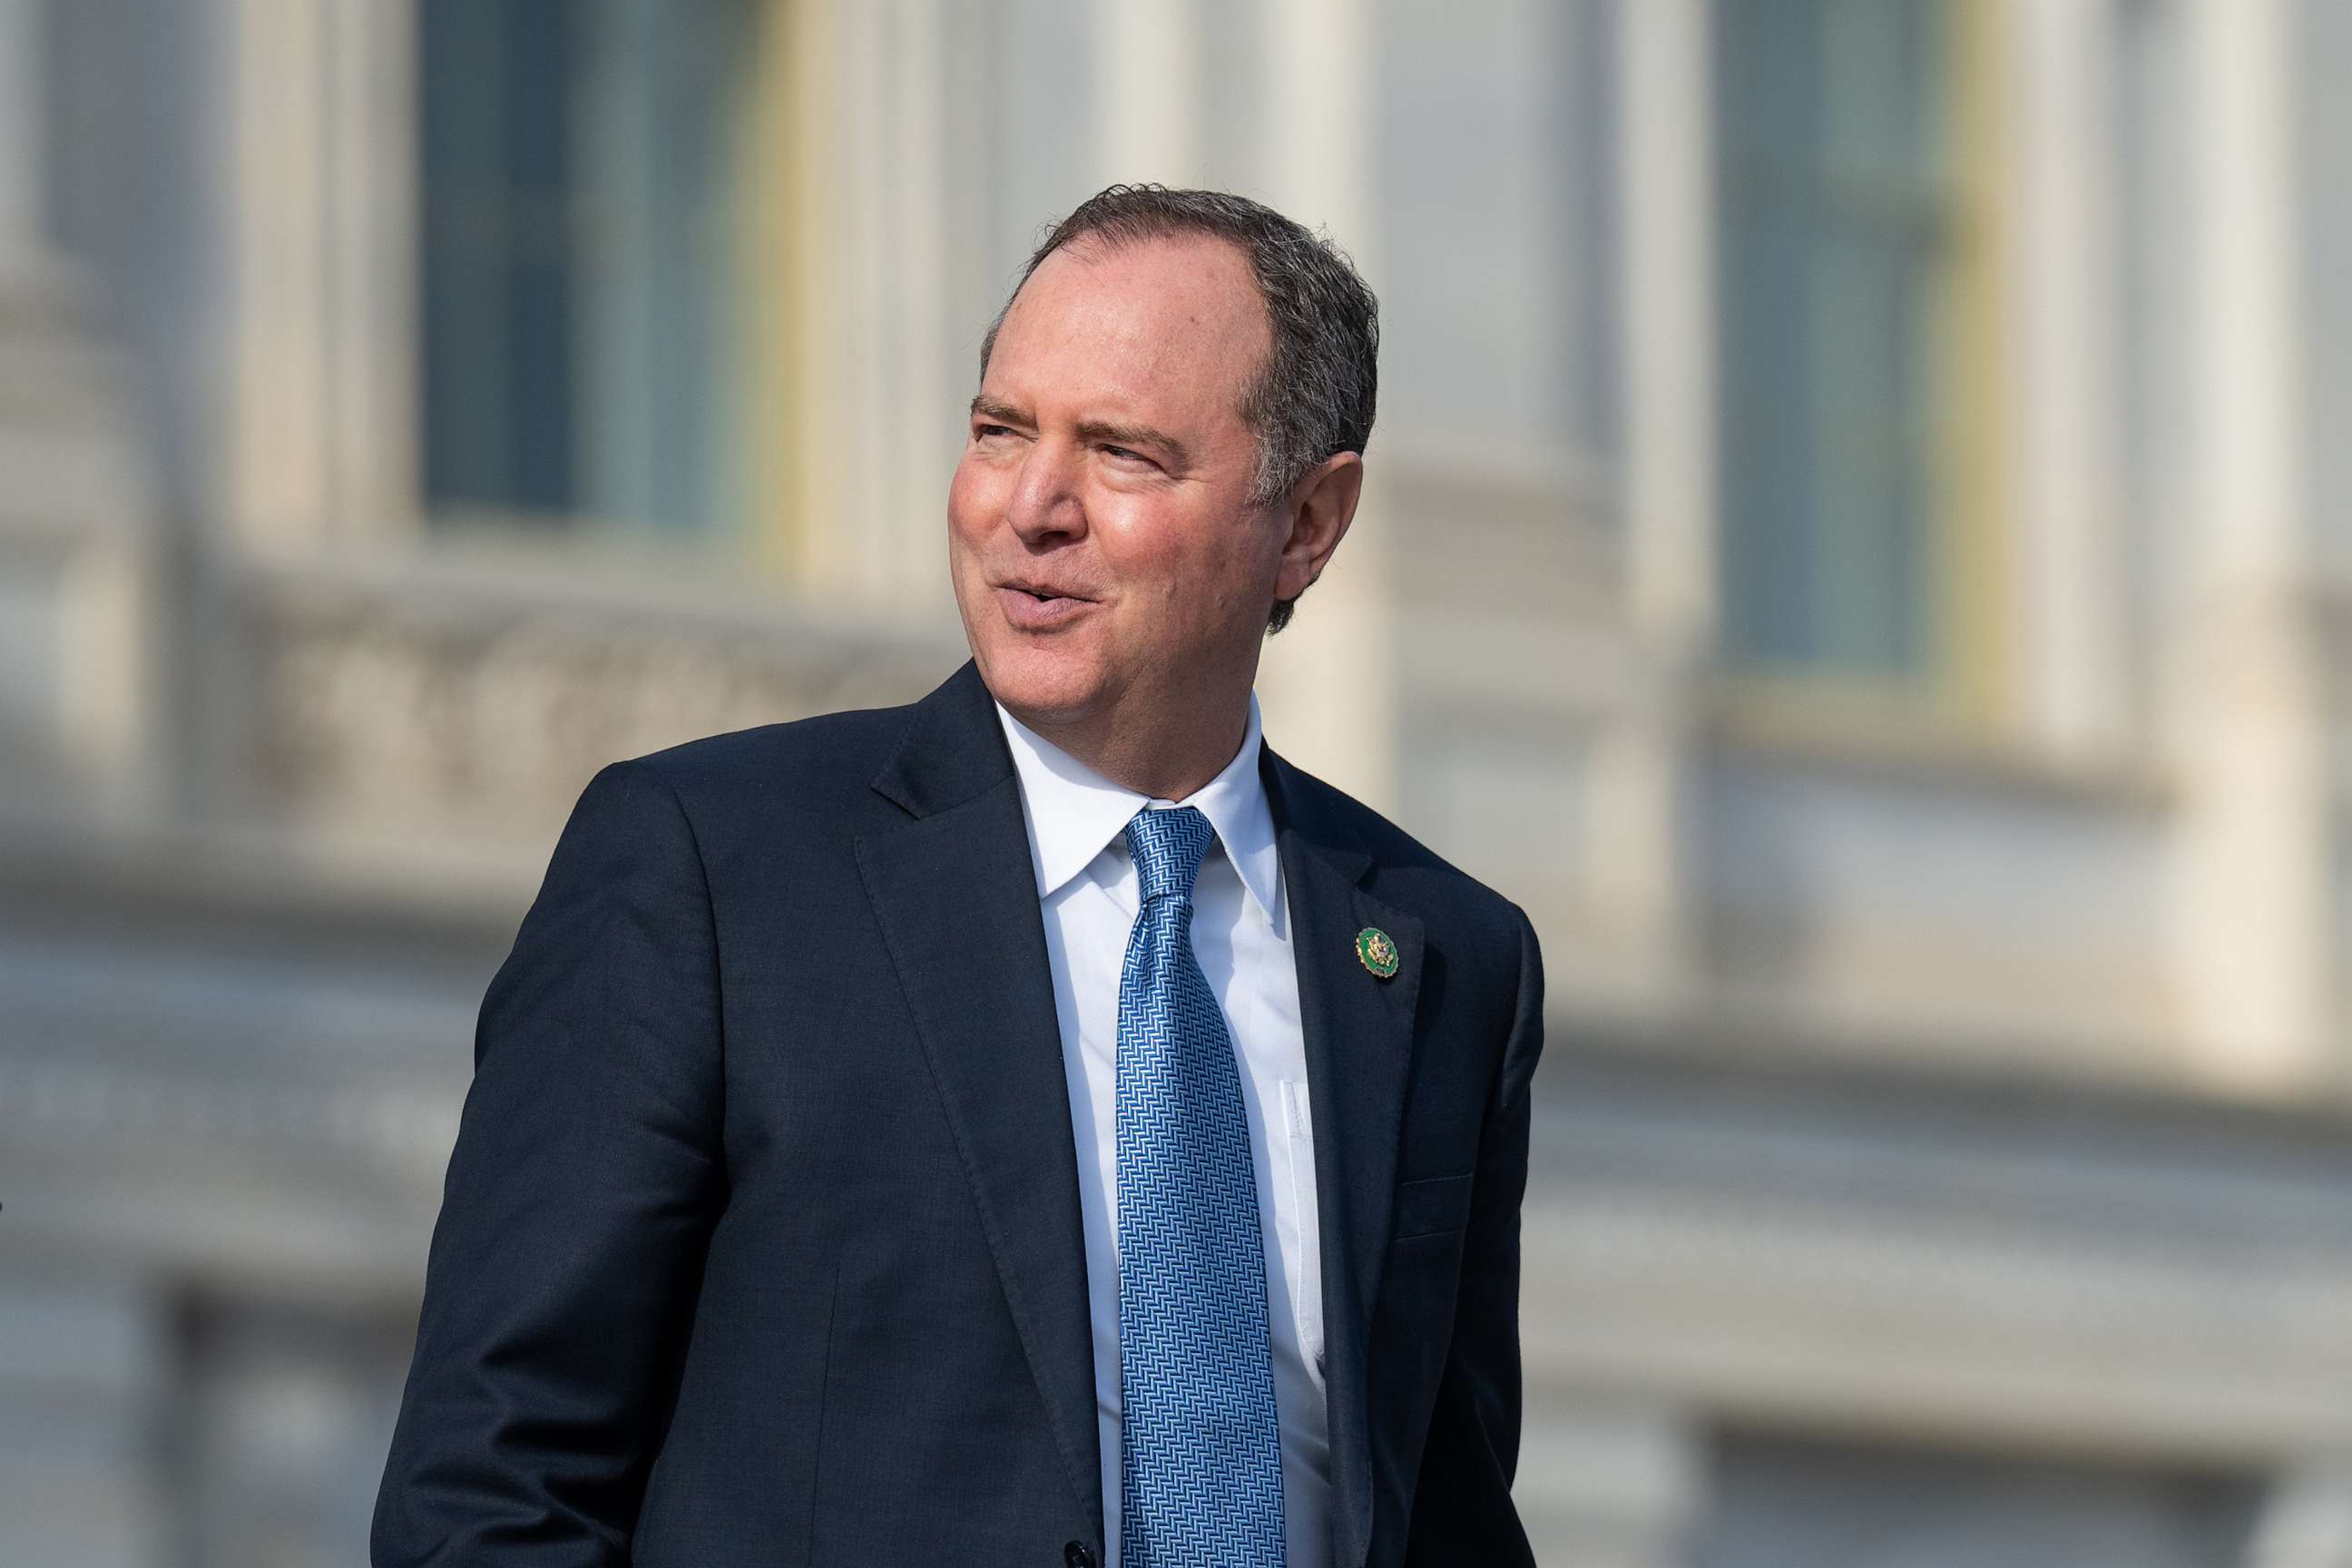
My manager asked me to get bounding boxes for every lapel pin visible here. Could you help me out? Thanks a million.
[1356,926,1400,980]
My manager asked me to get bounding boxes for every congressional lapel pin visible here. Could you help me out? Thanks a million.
[1356,926,1400,980]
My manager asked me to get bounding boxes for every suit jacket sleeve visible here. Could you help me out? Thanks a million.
[1403,906,1545,1565]
[372,759,728,1567]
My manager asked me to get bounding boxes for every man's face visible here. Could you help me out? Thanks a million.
[947,233,1287,731]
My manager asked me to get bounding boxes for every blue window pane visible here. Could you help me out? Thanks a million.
[418,0,756,536]
[1715,0,1953,679]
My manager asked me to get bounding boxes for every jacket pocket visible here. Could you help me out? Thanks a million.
[1389,1171,1475,1241]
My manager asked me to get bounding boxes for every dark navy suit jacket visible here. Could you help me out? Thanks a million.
[371,660,1545,1567]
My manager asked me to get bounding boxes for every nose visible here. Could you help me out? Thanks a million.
[1004,436,1087,546]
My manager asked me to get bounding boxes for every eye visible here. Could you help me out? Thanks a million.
[970,421,1033,453]
[1101,444,1157,468]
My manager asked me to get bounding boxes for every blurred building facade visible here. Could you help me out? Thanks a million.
[3,0,2350,1563]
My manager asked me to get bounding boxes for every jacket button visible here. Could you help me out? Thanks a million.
[1063,1544,1097,1568]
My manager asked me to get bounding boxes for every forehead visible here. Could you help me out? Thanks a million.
[985,233,1269,427]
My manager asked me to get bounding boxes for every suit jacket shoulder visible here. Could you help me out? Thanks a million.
[620,695,922,827]
[1265,750,1537,1017]
[1271,757,1523,920]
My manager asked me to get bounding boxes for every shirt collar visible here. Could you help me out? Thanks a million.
[994,691,1283,929]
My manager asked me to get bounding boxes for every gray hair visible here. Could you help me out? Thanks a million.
[977,184,1380,633]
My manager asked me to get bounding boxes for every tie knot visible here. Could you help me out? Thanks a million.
[1124,806,1217,905]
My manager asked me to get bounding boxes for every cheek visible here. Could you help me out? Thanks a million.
[1093,504,1197,600]
[946,458,996,544]
[1178,511,1279,599]
[1128,524,1259,628]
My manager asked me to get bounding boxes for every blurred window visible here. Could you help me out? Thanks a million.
[418,0,762,539]
[1712,0,1998,691]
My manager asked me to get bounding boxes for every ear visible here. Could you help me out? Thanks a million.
[1271,452,1365,603]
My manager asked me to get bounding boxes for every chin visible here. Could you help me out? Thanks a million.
[973,635,1110,724]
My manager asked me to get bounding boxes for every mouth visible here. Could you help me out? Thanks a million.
[993,581,1098,631]
[998,579,1093,603]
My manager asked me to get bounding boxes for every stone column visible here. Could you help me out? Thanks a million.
[2007,0,2132,761]
[0,0,49,285]
[1251,0,1399,811]
[0,1262,171,1568]
[1586,0,1713,1005]
[1096,0,1204,184]
[2165,0,2336,1091]
[0,0,158,825]
[799,0,957,613]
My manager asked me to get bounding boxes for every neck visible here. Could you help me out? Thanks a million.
[1014,683,1253,802]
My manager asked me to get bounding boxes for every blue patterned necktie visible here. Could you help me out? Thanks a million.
[1114,805,1285,1568]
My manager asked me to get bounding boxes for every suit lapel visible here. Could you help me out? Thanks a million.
[1265,749,1425,1568]
[854,662,1104,1544]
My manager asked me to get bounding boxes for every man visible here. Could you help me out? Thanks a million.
[372,185,1544,1568]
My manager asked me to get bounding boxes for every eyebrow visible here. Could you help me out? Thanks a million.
[968,395,1193,472]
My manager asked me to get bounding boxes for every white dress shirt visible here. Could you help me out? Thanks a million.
[995,693,1331,1568]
